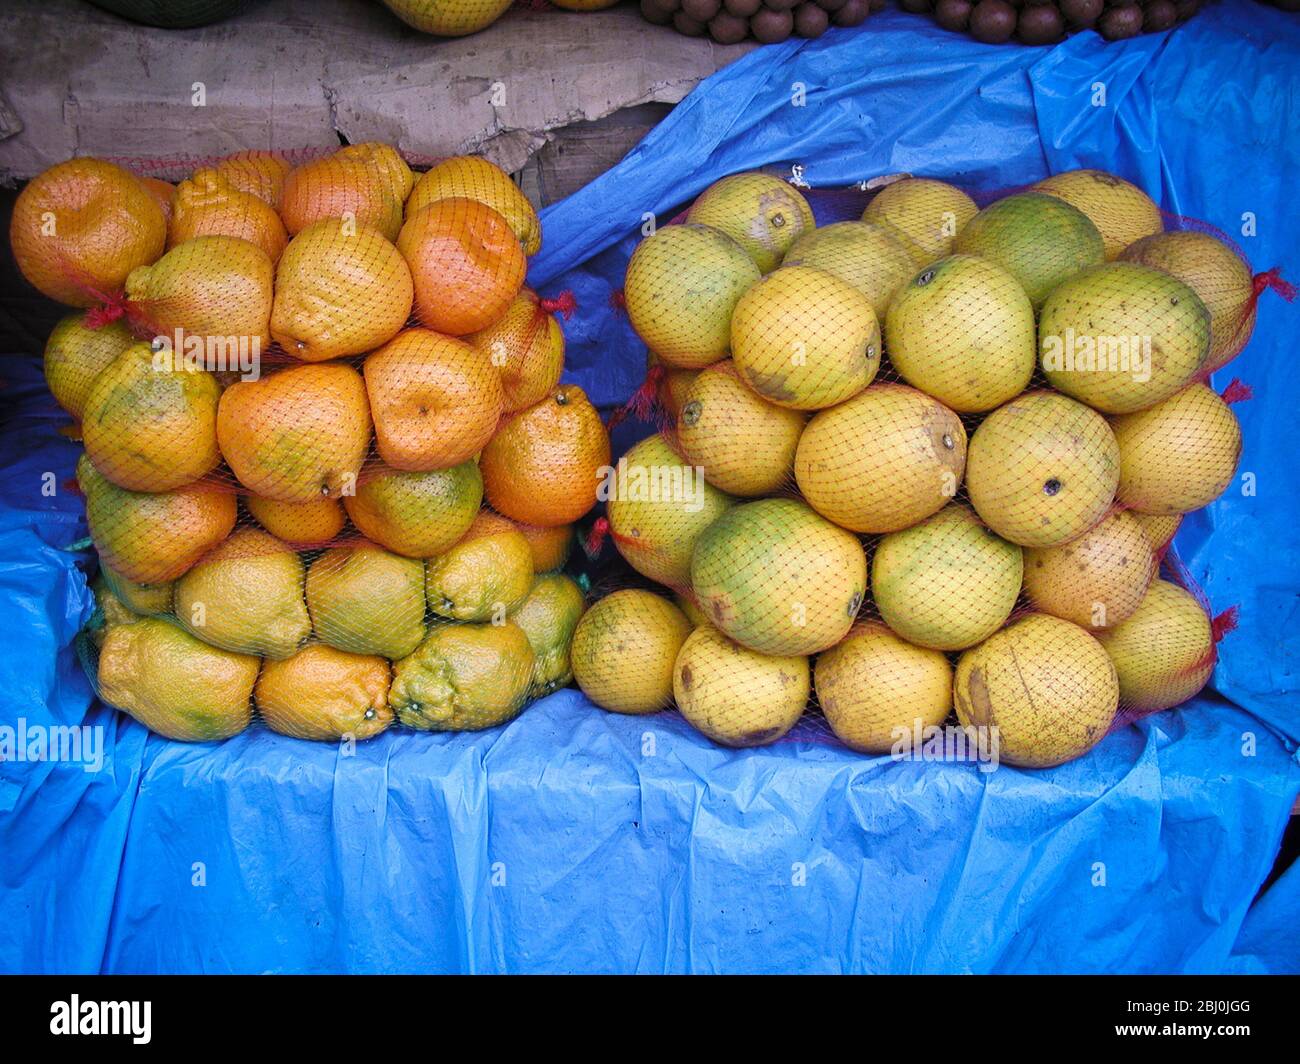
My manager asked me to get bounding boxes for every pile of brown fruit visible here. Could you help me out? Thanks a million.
[899,0,1205,42]
[640,0,884,42]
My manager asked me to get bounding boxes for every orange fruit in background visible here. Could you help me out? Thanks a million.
[467,287,565,413]
[406,155,541,255]
[336,142,415,203]
[77,453,237,585]
[215,150,292,209]
[514,520,574,572]
[363,328,504,471]
[81,341,222,492]
[246,494,346,545]
[139,177,176,225]
[397,196,527,335]
[280,152,404,240]
[10,157,166,307]
[344,460,483,558]
[217,362,373,502]
[169,168,288,263]
[255,644,394,741]
[125,234,273,353]
[270,218,413,362]
[480,384,610,527]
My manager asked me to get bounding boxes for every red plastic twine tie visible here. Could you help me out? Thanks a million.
[609,289,627,316]
[83,297,129,329]
[583,516,610,559]
[1211,606,1239,643]
[1251,267,1296,303]
[1220,378,1253,404]
[539,289,577,320]
[628,364,667,424]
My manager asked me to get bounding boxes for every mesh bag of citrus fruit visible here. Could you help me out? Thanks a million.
[14,146,611,743]
[572,167,1290,767]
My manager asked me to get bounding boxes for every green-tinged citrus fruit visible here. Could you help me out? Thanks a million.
[511,572,587,697]
[782,220,916,317]
[425,511,534,622]
[305,540,427,659]
[44,313,135,419]
[861,178,978,266]
[1032,169,1162,261]
[686,172,815,273]
[344,461,483,558]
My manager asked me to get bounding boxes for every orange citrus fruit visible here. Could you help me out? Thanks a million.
[406,155,540,254]
[279,151,404,240]
[217,362,372,502]
[466,288,565,413]
[479,384,610,527]
[77,453,236,584]
[215,150,292,209]
[363,327,504,471]
[139,176,176,225]
[255,643,393,741]
[169,168,288,263]
[336,142,415,203]
[397,196,527,335]
[81,341,222,492]
[513,519,574,572]
[10,158,166,307]
[344,461,483,558]
[270,218,413,361]
[245,495,346,545]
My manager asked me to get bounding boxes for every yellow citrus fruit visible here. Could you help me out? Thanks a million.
[78,453,236,584]
[1024,509,1155,630]
[1112,382,1242,515]
[139,177,176,225]
[966,391,1120,548]
[623,224,761,369]
[479,384,611,527]
[649,353,700,422]
[397,196,527,335]
[685,172,815,273]
[691,497,866,656]
[730,265,880,410]
[861,177,978,266]
[1032,169,1163,260]
[955,614,1119,768]
[245,495,345,545]
[425,511,535,621]
[10,158,167,307]
[363,328,504,471]
[390,620,536,731]
[90,575,141,648]
[814,622,952,754]
[782,220,916,318]
[125,234,273,353]
[43,312,136,419]
[606,433,735,589]
[215,150,292,209]
[466,288,565,412]
[514,520,574,572]
[270,218,414,361]
[674,592,710,629]
[306,540,427,659]
[255,644,393,741]
[81,341,222,492]
[1095,578,1214,713]
[217,362,372,503]
[383,0,513,35]
[280,152,404,240]
[98,616,257,741]
[336,142,415,203]
[872,503,1024,651]
[344,461,483,558]
[795,382,966,534]
[1132,511,1182,552]
[100,563,174,616]
[571,589,692,715]
[673,624,810,747]
[406,155,540,254]
[675,360,806,496]
[173,527,311,659]
[169,168,288,263]
[511,572,587,696]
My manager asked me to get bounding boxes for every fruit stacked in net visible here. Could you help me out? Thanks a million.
[16,147,605,743]
[576,165,1270,767]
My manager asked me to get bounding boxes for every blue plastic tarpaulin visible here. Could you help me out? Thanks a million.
[1,0,1297,974]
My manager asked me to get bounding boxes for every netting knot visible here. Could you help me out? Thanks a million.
[1251,267,1296,302]
[583,515,610,559]
[1219,378,1253,404]
[1211,606,1239,643]
[539,289,577,319]
[609,289,627,315]
[628,363,668,424]
[83,298,128,329]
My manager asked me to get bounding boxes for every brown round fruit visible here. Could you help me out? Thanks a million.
[1061,0,1102,22]
[833,0,871,23]
[752,7,795,38]
[710,10,751,39]
[794,2,830,34]
[682,0,721,18]
[935,0,973,29]
[969,0,1017,40]
[1143,0,1177,29]
[1018,2,1064,40]
[1099,4,1142,36]
[725,0,761,13]
[673,11,708,32]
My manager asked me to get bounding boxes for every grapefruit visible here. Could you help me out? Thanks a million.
[467,287,565,413]
[255,644,393,741]
[344,461,483,558]
[406,155,540,255]
[1032,169,1163,260]
[425,511,535,622]
[782,220,916,318]
[169,168,287,263]
[245,495,345,546]
[966,392,1120,548]
[860,177,978,266]
[571,589,692,715]
[685,172,815,273]
[43,312,136,420]
[381,0,515,38]
[511,573,587,696]
[305,540,428,659]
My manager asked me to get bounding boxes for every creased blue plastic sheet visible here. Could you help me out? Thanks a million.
[1,0,1298,973]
